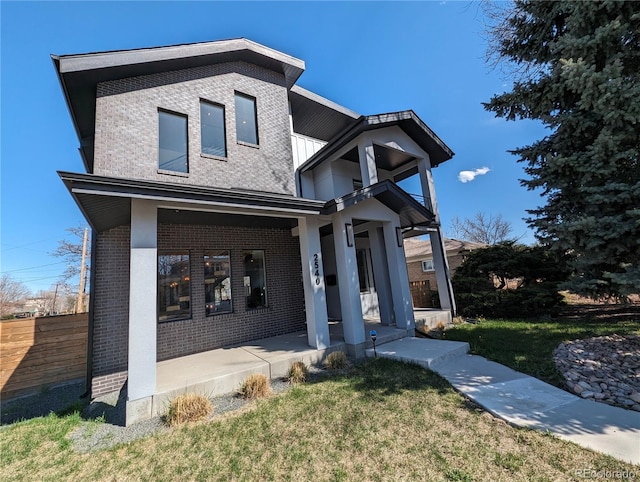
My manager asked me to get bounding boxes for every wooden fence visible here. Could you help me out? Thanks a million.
[1,313,88,400]
[409,280,434,308]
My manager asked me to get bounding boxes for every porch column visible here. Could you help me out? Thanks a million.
[126,198,158,425]
[382,221,415,331]
[369,226,393,326]
[358,140,378,187]
[417,156,456,315]
[298,216,330,349]
[332,213,365,350]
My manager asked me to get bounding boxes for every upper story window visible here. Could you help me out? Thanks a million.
[235,92,258,145]
[422,259,435,272]
[200,101,226,158]
[158,110,188,173]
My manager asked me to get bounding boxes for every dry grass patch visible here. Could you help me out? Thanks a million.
[1,358,636,481]
[325,350,349,370]
[165,393,213,427]
[287,361,309,384]
[239,373,271,399]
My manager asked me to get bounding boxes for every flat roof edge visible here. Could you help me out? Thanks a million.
[56,38,305,74]
[290,85,360,119]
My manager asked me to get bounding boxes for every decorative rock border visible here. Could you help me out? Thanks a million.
[553,334,640,411]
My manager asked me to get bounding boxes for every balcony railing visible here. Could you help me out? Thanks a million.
[407,192,433,213]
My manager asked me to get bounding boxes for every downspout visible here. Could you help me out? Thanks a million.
[81,229,97,399]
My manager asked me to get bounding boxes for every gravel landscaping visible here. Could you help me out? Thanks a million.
[3,368,339,453]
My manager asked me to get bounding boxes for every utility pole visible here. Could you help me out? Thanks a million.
[76,227,89,313]
[52,282,59,315]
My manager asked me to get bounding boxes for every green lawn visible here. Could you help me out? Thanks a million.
[2,358,636,481]
[443,305,640,387]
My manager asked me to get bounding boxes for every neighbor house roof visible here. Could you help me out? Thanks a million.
[403,237,485,260]
[52,38,306,173]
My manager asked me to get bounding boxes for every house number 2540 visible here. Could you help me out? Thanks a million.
[313,253,321,285]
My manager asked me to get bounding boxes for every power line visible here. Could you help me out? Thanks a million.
[1,261,67,273]
[0,235,61,252]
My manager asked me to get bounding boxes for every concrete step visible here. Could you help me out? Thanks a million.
[414,310,453,335]
[365,337,469,369]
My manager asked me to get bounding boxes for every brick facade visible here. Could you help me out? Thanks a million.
[91,225,130,397]
[156,223,306,361]
[94,61,295,195]
[90,222,306,397]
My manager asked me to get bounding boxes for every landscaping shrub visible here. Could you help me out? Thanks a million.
[453,242,569,318]
[287,361,308,384]
[165,393,213,427]
[239,373,271,399]
[325,351,349,370]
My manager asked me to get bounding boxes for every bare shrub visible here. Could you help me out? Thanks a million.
[325,351,349,370]
[287,361,309,384]
[239,373,271,399]
[165,393,213,427]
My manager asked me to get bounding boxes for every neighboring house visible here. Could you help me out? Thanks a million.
[53,38,456,424]
[404,237,484,307]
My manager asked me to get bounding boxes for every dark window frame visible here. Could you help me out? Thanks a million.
[200,99,227,159]
[158,250,192,323]
[243,249,268,310]
[234,92,259,146]
[356,248,371,293]
[204,250,233,316]
[158,108,189,174]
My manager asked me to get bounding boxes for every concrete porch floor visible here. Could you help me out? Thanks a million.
[152,319,413,416]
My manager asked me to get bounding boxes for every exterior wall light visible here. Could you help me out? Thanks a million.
[396,227,403,248]
[345,223,354,247]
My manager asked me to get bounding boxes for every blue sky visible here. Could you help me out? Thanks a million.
[1,1,545,294]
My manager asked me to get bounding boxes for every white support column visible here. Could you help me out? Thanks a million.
[369,226,393,326]
[298,216,330,349]
[358,141,378,187]
[126,198,158,426]
[332,213,365,349]
[382,221,415,331]
[418,156,456,314]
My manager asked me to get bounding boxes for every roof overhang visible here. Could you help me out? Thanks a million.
[323,180,436,230]
[59,171,325,232]
[289,85,360,141]
[298,111,454,174]
[52,38,305,173]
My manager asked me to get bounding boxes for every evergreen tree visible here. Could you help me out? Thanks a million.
[484,0,640,300]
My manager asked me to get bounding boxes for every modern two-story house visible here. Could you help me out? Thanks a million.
[53,38,456,424]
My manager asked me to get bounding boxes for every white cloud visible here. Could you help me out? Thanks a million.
[458,167,490,183]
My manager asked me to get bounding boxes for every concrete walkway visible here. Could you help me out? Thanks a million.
[366,337,640,465]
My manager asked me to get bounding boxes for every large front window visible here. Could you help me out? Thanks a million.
[235,92,258,145]
[204,251,232,315]
[243,250,267,309]
[159,110,188,173]
[158,252,191,321]
[200,101,226,157]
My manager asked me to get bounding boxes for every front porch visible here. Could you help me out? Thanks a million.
[151,319,416,418]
